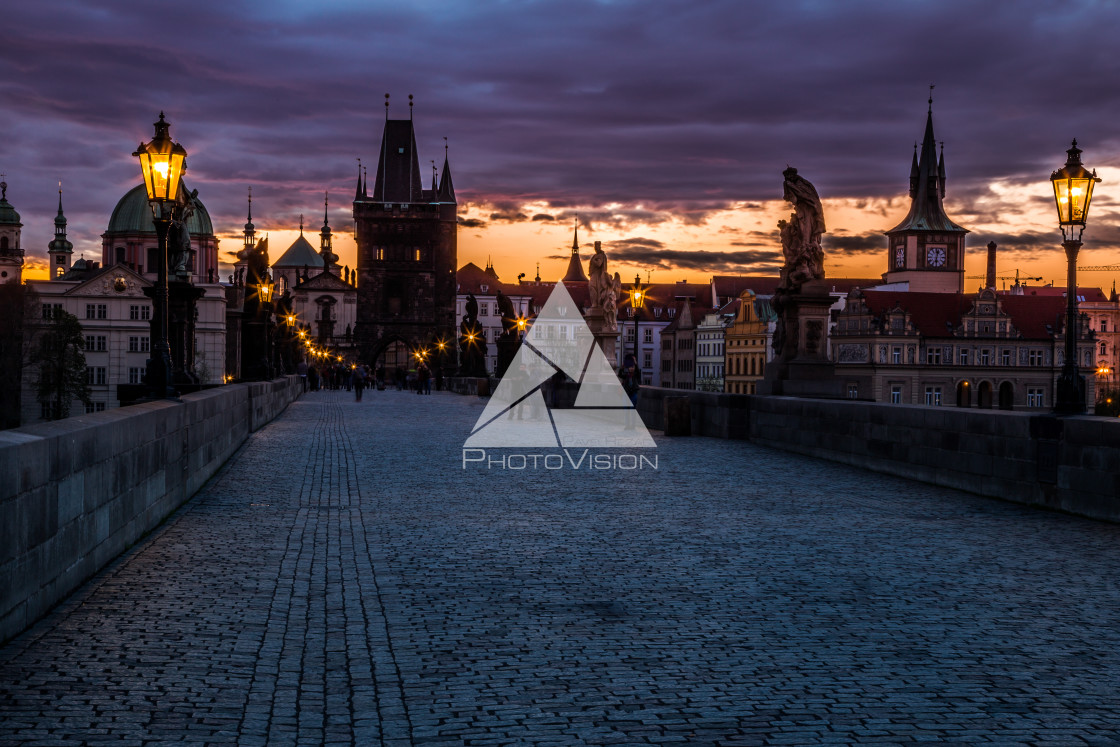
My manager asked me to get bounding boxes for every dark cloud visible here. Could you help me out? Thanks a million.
[489,211,529,222]
[458,218,487,228]
[825,233,885,255]
[3,0,1120,269]
[607,245,783,273]
[531,213,554,221]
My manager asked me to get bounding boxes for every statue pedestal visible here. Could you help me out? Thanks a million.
[759,280,843,398]
[169,281,205,385]
[583,307,617,367]
[496,333,520,378]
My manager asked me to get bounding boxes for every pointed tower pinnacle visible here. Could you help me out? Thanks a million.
[438,136,455,203]
[241,187,256,259]
[561,218,588,282]
[48,181,73,276]
[355,158,363,201]
[320,191,338,271]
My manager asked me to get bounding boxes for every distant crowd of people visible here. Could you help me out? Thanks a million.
[296,359,435,400]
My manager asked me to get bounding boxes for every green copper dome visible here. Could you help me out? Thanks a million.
[0,181,20,225]
[106,182,214,235]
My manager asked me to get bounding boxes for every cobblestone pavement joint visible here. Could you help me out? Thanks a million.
[2,389,1120,746]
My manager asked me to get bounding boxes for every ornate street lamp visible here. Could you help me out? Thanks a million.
[629,274,646,368]
[1051,140,1101,414]
[134,113,187,399]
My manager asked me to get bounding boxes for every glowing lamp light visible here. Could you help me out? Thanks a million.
[133,113,187,203]
[1051,140,1101,240]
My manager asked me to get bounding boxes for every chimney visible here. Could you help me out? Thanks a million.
[986,241,997,289]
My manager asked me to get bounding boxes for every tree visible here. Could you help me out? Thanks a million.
[31,308,91,420]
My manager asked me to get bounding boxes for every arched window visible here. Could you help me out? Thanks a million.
[1101,342,1107,356]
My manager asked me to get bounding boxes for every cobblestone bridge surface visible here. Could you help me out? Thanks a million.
[3,390,1120,747]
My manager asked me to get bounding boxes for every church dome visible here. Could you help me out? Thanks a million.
[0,181,20,225]
[106,182,214,235]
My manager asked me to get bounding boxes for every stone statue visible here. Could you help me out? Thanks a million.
[778,167,826,292]
[588,242,608,309]
[495,290,517,336]
[601,272,621,331]
[465,293,478,323]
[168,189,199,280]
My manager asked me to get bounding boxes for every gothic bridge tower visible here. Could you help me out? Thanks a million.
[353,96,457,363]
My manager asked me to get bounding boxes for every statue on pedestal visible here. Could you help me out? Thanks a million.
[777,167,826,292]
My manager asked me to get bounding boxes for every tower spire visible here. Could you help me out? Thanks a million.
[355,158,363,201]
[561,218,588,282]
[47,179,72,277]
[241,187,256,259]
[320,190,337,271]
[299,213,304,236]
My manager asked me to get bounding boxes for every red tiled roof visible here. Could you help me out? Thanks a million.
[860,290,1068,340]
[860,291,972,338]
[996,295,1067,339]
[1003,286,1108,302]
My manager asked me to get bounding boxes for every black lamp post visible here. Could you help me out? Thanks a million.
[258,276,275,380]
[629,274,646,367]
[134,113,187,399]
[1050,140,1101,415]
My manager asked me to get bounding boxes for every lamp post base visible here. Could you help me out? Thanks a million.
[1054,369,1086,415]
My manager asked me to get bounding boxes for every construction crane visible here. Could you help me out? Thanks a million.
[1078,265,1120,271]
[965,269,1042,285]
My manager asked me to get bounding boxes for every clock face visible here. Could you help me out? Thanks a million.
[895,247,905,268]
[926,246,947,267]
[113,276,128,292]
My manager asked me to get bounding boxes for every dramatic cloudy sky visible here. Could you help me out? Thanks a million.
[4,0,1120,288]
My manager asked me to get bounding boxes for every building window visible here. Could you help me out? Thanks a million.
[1001,349,1011,366]
[959,348,969,366]
[847,384,858,399]
[980,349,991,366]
[643,352,652,369]
[84,402,106,414]
[924,386,942,406]
[128,367,143,384]
[42,303,62,320]
[644,328,653,343]
[1102,320,1108,333]
[892,347,901,364]
[890,385,902,404]
[1028,350,1044,366]
[85,335,106,352]
[662,360,671,372]
[1028,388,1044,408]
[128,336,150,353]
[129,304,151,321]
[86,304,96,319]
[87,366,107,386]
[926,347,942,365]
[1101,342,1108,356]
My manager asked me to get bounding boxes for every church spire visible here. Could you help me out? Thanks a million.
[561,218,588,282]
[320,191,338,271]
[438,137,455,203]
[241,187,256,258]
[355,158,363,201]
[48,181,72,277]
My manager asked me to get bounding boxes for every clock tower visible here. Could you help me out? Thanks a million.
[883,98,968,293]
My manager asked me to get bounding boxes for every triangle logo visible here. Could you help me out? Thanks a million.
[464,281,656,449]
